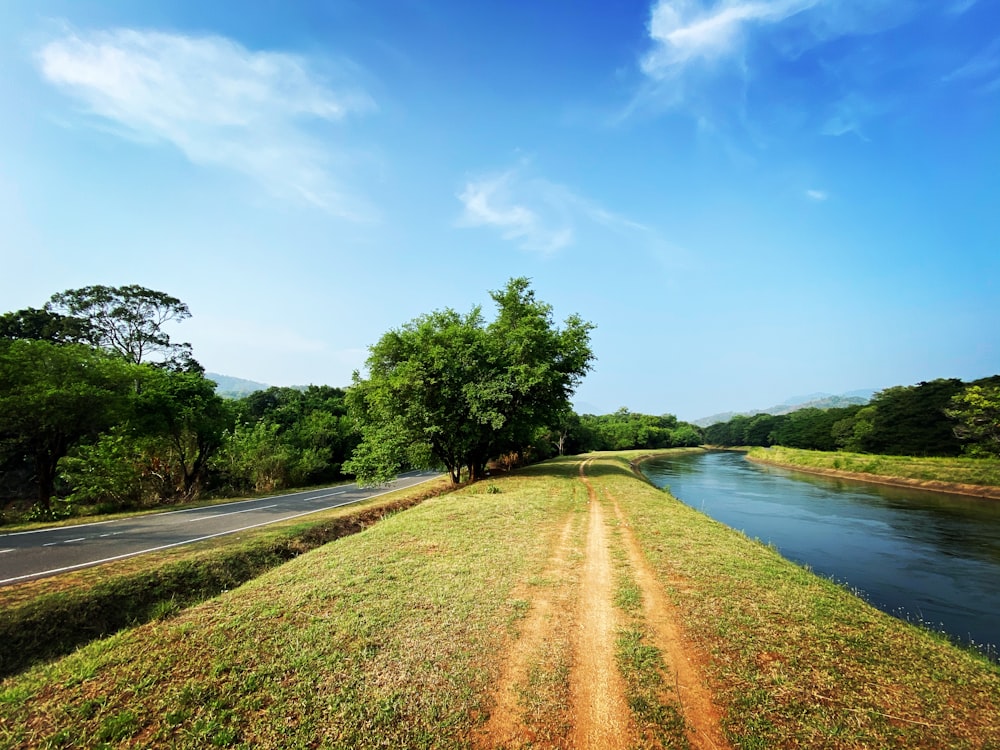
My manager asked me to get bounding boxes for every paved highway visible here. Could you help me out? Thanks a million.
[0,471,439,586]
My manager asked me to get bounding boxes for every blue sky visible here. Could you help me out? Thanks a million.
[1,0,997,421]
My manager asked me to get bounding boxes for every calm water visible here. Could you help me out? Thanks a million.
[641,451,1000,656]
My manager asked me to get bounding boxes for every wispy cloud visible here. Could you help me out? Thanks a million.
[632,0,920,133]
[37,27,376,218]
[641,0,817,77]
[456,165,647,254]
[947,0,980,15]
[806,188,828,201]
[943,37,1000,93]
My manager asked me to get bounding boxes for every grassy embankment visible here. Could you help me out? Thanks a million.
[747,446,1000,498]
[2,451,999,748]
[0,477,453,678]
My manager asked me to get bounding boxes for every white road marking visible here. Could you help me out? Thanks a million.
[0,474,440,586]
[64,538,86,544]
[0,485,361,538]
[0,548,14,554]
[178,505,277,523]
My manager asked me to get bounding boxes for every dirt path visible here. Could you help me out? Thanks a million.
[571,461,636,749]
[480,458,729,749]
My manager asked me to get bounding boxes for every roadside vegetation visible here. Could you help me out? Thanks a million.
[2,453,998,749]
[0,286,362,525]
[746,446,1000,490]
[1,280,707,528]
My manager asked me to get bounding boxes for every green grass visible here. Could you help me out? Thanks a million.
[0,477,452,678]
[1,453,998,749]
[598,453,1000,748]
[608,517,689,749]
[0,466,581,749]
[746,446,1000,488]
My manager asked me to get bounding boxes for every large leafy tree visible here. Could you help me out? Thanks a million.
[858,379,965,456]
[346,278,594,485]
[946,383,1000,457]
[0,340,135,510]
[46,285,195,368]
[130,367,232,498]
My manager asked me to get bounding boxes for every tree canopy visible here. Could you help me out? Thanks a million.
[46,284,195,368]
[0,307,92,344]
[947,383,1000,457]
[0,340,136,509]
[345,278,594,484]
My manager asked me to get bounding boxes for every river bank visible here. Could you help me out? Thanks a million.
[746,446,1000,500]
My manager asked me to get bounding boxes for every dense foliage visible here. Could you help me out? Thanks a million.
[549,409,703,454]
[0,287,357,520]
[705,376,1000,457]
[5,283,996,520]
[212,386,358,494]
[346,278,595,484]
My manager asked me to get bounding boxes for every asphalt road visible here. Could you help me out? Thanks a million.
[0,471,440,586]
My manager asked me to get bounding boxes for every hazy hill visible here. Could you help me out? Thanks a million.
[206,373,270,399]
[694,390,875,428]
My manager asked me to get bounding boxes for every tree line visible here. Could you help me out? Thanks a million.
[7,280,692,521]
[0,286,361,520]
[15,280,987,524]
[703,377,1000,457]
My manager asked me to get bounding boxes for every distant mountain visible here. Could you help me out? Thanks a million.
[780,389,877,407]
[693,391,874,428]
[206,373,270,399]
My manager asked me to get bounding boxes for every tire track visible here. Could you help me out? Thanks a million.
[480,512,578,747]
[605,486,733,750]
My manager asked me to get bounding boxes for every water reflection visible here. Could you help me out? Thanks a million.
[641,451,1000,656]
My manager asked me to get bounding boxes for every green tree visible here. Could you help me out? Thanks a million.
[946,384,1000,457]
[743,413,780,446]
[860,380,964,456]
[0,307,92,344]
[58,427,147,509]
[211,421,295,493]
[131,368,232,499]
[224,385,358,490]
[46,285,195,368]
[669,423,703,447]
[0,340,135,511]
[346,278,594,485]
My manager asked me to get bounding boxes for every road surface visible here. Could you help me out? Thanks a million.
[0,471,439,586]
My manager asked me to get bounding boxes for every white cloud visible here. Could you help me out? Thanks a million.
[806,189,828,201]
[634,0,919,130]
[456,166,647,254]
[642,0,817,77]
[37,27,375,218]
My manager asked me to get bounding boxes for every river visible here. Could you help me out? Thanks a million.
[640,450,1000,658]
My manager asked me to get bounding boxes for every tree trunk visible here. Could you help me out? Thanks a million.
[34,447,60,513]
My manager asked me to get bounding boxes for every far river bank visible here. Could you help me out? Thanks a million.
[744,446,1000,500]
